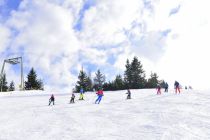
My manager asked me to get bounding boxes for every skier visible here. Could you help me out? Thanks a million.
[165,82,168,92]
[70,93,75,103]
[126,89,131,99]
[95,88,104,104]
[156,84,161,95]
[174,81,180,93]
[49,94,55,105]
[79,88,84,100]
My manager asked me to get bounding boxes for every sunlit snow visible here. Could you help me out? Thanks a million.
[0,89,210,140]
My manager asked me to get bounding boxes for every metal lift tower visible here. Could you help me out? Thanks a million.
[0,57,24,92]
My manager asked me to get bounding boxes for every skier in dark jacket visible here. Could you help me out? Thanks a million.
[70,93,75,103]
[49,94,55,105]
[174,81,180,93]
[165,82,169,92]
[126,89,131,99]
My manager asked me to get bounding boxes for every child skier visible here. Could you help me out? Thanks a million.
[174,81,180,94]
[49,94,55,105]
[95,88,104,104]
[70,93,75,103]
[126,89,131,99]
[157,84,161,95]
[79,88,84,100]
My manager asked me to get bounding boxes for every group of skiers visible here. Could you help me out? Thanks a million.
[156,80,184,95]
[49,80,187,106]
[48,87,132,106]
[48,87,105,106]
[157,82,169,95]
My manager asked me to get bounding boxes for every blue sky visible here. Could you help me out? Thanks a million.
[74,0,95,31]
[0,0,22,20]
[1,0,210,91]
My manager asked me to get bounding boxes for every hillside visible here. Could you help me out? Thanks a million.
[0,89,210,140]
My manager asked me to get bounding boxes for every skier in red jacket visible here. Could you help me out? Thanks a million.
[95,88,104,104]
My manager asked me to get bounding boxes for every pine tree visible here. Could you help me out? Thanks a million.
[37,79,44,90]
[0,73,8,92]
[159,80,166,88]
[103,81,114,91]
[86,76,93,91]
[8,81,15,91]
[86,72,93,91]
[146,72,159,88]
[130,56,146,89]
[113,75,124,90]
[25,68,44,90]
[75,69,89,92]
[94,69,105,90]
[124,57,146,89]
[124,59,132,88]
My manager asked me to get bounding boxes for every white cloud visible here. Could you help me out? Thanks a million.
[78,0,144,47]
[76,0,168,77]
[155,0,210,89]
[3,0,82,91]
[129,30,168,61]
[0,24,10,54]
[1,0,170,91]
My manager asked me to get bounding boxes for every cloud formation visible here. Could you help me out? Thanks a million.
[156,0,210,89]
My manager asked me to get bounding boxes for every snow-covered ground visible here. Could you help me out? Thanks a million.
[0,89,210,140]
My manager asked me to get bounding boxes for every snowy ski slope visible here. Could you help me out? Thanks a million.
[0,89,210,140]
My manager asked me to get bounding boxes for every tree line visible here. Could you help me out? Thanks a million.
[75,56,166,92]
[0,67,44,92]
[0,56,167,92]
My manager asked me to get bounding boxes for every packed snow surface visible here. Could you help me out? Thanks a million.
[0,89,210,140]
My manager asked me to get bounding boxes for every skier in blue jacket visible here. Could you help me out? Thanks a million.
[79,88,84,100]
